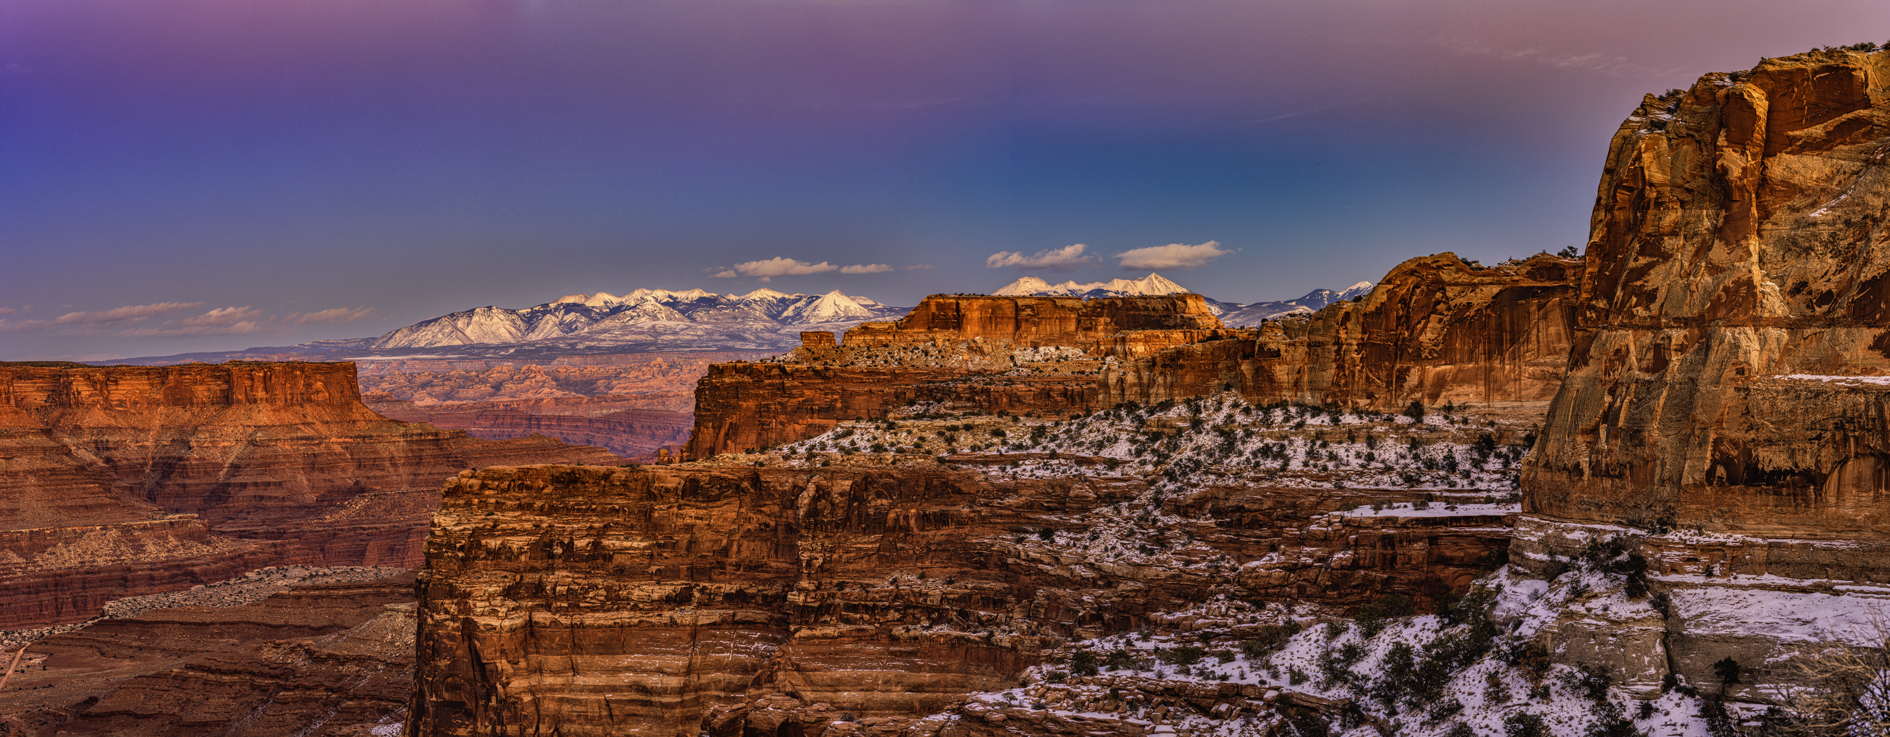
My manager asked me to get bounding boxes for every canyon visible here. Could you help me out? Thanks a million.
[0,360,616,630]
[399,47,1890,737]
[8,45,1890,737]
[688,254,1579,459]
[360,352,765,460]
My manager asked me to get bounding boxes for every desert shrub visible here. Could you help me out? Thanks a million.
[1357,593,1414,637]
[1504,712,1548,737]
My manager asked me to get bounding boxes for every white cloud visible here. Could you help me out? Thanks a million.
[50,302,203,327]
[904,264,933,271]
[181,306,264,327]
[985,244,1097,271]
[1114,241,1231,270]
[291,307,375,324]
[118,321,268,338]
[840,263,894,274]
[731,257,840,278]
[712,270,739,278]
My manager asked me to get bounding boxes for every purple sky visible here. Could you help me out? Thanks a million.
[3,0,1886,360]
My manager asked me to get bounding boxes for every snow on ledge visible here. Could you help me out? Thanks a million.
[1772,374,1890,385]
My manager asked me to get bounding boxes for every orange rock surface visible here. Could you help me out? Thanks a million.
[408,464,1504,737]
[0,361,616,628]
[1522,49,1890,541]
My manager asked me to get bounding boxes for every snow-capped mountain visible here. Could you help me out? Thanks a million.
[993,273,1192,298]
[990,273,1373,325]
[1217,281,1376,327]
[370,288,906,352]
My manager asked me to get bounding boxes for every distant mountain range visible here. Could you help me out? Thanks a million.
[106,274,1374,365]
[990,273,1375,327]
[366,288,906,354]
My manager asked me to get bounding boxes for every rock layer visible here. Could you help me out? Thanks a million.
[408,464,1504,737]
[0,361,616,628]
[1522,49,1890,541]
[1102,253,1581,410]
[688,260,1577,460]
[843,294,1223,350]
[0,572,417,736]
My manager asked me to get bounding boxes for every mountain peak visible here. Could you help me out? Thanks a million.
[990,272,1191,298]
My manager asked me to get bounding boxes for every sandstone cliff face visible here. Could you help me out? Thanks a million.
[1101,254,1581,410]
[844,294,1222,351]
[409,464,1502,737]
[689,264,1576,460]
[686,362,1101,459]
[0,362,616,628]
[1522,49,1890,540]
[1504,48,1890,706]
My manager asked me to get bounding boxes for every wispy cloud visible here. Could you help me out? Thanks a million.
[986,244,1097,271]
[726,257,838,282]
[840,263,893,274]
[1115,241,1231,270]
[1426,34,1683,78]
[50,301,202,327]
[290,307,375,324]
[180,306,264,327]
[117,321,268,338]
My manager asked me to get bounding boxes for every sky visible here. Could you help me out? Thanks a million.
[3,0,1887,361]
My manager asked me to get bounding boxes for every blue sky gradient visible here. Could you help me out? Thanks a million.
[4,0,1887,359]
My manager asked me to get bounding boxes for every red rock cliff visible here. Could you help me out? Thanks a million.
[1102,253,1581,410]
[844,294,1222,350]
[0,361,616,629]
[408,464,1504,737]
[1522,49,1890,541]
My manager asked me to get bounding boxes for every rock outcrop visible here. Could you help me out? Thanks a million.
[689,262,1577,460]
[1515,48,1890,704]
[1523,49,1890,541]
[0,361,616,628]
[1101,253,1581,410]
[408,463,1505,737]
[1,571,416,736]
[843,294,1223,350]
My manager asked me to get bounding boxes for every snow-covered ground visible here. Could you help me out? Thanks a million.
[774,392,1532,498]
[970,565,1734,737]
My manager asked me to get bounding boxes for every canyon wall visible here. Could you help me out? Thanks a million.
[843,294,1222,350]
[1100,253,1581,410]
[408,464,1503,737]
[689,263,1577,460]
[1506,48,1890,704]
[0,361,616,628]
[1522,49,1890,541]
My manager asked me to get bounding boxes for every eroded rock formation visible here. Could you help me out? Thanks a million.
[1101,253,1581,410]
[1522,49,1890,541]
[689,263,1578,460]
[0,361,616,628]
[0,572,416,736]
[843,294,1222,350]
[1512,48,1890,704]
[409,464,1504,737]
